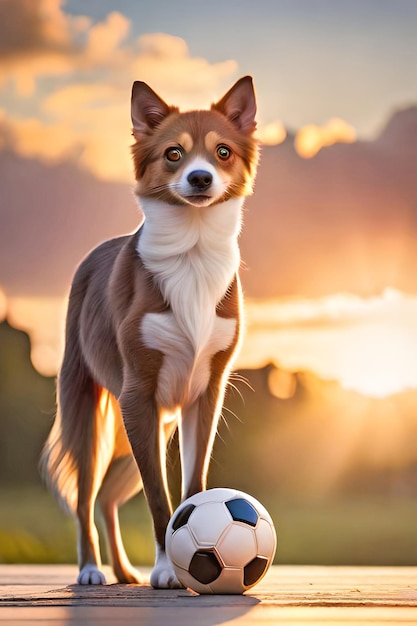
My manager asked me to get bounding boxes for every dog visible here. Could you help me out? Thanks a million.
[41,76,259,588]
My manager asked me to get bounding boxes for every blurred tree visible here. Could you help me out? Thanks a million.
[0,320,55,485]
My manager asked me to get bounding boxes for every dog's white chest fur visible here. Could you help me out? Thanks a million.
[141,312,236,408]
[137,197,242,408]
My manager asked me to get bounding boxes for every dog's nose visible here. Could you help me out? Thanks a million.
[187,170,213,191]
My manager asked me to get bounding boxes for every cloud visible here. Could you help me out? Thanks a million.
[84,11,130,66]
[2,106,417,301]
[6,286,417,399]
[0,0,90,95]
[0,2,132,95]
[257,121,287,146]
[41,82,132,180]
[0,1,238,180]
[1,107,417,381]
[0,146,139,300]
[0,2,237,101]
[239,289,417,398]
[2,114,81,161]
[130,33,238,110]
[6,295,66,377]
[295,118,357,158]
[0,0,80,58]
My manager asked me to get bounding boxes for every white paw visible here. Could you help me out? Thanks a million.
[77,564,106,585]
[150,553,183,589]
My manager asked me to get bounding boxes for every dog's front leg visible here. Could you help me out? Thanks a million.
[179,373,227,501]
[119,385,182,589]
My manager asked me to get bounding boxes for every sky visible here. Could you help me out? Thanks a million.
[1,0,417,397]
[1,0,417,183]
[62,0,417,135]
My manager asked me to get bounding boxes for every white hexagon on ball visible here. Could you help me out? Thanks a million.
[256,518,277,557]
[168,525,197,570]
[188,501,232,546]
[216,523,257,567]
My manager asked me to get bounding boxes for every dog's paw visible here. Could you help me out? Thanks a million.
[150,553,183,589]
[114,564,143,584]
[77,564,106,585]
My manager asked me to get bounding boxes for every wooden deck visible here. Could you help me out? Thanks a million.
[1,565,417,624]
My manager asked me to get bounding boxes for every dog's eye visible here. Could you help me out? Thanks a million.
[217,145,231,160]
[165,147,182,162]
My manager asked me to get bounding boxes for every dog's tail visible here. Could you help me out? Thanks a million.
[39,291,119,514]
[40,381,119,514]
[40,401,80,514]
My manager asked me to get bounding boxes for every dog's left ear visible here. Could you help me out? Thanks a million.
[212,76,257,133]
[131,81,177,136]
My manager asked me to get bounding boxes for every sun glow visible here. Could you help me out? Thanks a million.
[239,288,417,399]
[337,322,414,398]
[6,296,67,377]
[257,121,287,146]
[295,118,357,158]
[2,288,417,399]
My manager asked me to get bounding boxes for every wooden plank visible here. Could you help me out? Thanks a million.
[0,565,417,624]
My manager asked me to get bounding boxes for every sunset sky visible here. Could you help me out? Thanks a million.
[1,0,417,398]
[2,0,417,179]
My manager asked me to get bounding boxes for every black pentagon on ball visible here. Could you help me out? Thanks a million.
[189,550,222,584]
[225,498,259,527]
[243,556,269,587]
[171,504,196,532]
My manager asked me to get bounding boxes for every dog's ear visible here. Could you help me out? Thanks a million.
[131,82,177,136]
[212,76,257,133]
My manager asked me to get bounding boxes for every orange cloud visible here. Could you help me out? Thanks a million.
[84,12,130,65]
[0,2,239,181]
[1,17,239,181]
[239,289,417,398]
[0,0,91,95]
[0,0,85,58]
[0,0,237,104]
[295,118,357,158]
[39,83,132,179]
[131,33,238,110]
[6,288,417,399]
[6,295,67,377]
[4,115,80,161]
[257,121,287,146]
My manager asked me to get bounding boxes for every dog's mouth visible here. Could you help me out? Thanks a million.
[184,195,213,207]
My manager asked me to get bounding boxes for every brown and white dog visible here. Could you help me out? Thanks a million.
[41,76,259,588]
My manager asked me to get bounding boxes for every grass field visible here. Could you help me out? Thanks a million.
[1,486,417,566]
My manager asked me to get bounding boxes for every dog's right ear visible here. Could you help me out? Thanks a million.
[131,82,177,136]
[212,76,257,134]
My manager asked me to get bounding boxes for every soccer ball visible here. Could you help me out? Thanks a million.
[165,488,276,594]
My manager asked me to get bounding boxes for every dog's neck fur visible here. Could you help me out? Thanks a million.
[137,196,243,353]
